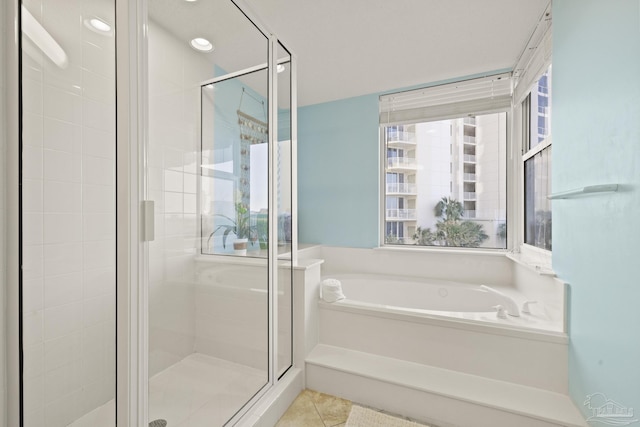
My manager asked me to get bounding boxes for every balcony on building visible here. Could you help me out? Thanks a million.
[463,191,476,201]
[386,208,417,221]
[387,156,418,170]
[464,210,477,219]
[463,173,476,181]
[463,154,477,163]
[463,135,476,145]
[386,128,416,147]
[386,182,418,195]
[463,117,476,126]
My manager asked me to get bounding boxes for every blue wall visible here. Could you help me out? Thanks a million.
[297,71,510,248]
[298,94,380,247]
[553,0,640,418]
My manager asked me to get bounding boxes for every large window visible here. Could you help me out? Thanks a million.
[382,113,507,249]
[380,74,511,250]
[522,67,552,251]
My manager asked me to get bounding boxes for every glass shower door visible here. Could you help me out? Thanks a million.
[145,1,272,425]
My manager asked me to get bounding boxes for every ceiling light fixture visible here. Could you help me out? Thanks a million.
[190,37,214,52]
[277,64,285,73]
[84,17,113,36]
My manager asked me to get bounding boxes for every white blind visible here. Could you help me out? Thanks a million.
[379,72,512,125]
[513,4,552,103]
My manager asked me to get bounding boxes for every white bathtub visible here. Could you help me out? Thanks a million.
[321,273,563,334]
[315,273,568,394]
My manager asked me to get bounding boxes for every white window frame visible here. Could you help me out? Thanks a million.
[379,107,511,251]
[510,4,553,270]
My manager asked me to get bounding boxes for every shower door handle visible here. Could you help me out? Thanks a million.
[142,200,155,242]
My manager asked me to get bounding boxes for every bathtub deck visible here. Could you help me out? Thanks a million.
[306,344,588,427]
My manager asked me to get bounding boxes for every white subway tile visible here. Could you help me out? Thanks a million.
[164,169,183,193]
[43,85,82,125]
[23,213,43,245]
[23,375,45,414]
[82,184,114,213]
[43,213,82,244]
[82,239,115,270]
[23,80,43,115]
[23,179,44,212]
[23,146,43,180]
[83,267,115,299]
[43,242,82,276]
[44,181,81,213]
[82,69,114,103]
[82,41,115,78]
[44,390,83,427]
[23,245,44,280]
[82,213,114,241]
[23,310,44,347]
[82,127,114,159]
[184,193,196,214]
[43,149,81,183]
[44,272,83,309]
[43,302,82,341]
[23,343,45,380]
[164,214,183,237]
[82,293,114,328]
[81,323,106,355]
[163,147,183,171]
[164,192,183,214]
[44,331,81,371]
[23,277,44,313]
[43,62,82,96]
[82,98,114,132]
[23,112,44,147]
[43,117,82,153]
[82,156,114,186]
[184,172,196,194]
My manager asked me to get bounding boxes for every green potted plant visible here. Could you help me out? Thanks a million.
[208,202,258,255]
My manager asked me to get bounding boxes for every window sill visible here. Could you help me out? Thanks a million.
[506,247,555,276]
[375,245,508,257]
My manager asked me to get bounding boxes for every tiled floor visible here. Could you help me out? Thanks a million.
[275,389,353,427]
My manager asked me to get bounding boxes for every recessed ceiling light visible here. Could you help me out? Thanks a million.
[84,18,112,35]
[277,64,286,73]
[190,37,214,52]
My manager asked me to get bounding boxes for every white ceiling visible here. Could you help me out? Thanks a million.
[243,0,549,106]
[151,0,550,107]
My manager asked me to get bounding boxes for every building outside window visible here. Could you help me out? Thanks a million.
[382,113,507,249]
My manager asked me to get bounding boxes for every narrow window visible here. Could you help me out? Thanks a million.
[522,66,552,251]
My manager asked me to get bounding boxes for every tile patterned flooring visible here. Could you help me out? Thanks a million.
[276,389,353,427]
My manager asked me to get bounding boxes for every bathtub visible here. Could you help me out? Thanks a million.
[314,273,568,395]
[320,273,563,333]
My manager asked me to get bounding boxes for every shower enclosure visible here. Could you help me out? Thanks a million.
[5,0,297,425]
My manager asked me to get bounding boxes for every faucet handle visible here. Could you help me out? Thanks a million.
[522,300,538,314]
[493,305,507,319]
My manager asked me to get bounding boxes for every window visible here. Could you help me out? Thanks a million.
[379,75,511,250]
[522,67,552,251]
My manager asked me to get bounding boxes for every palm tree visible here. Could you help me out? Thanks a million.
[414,197,488,248]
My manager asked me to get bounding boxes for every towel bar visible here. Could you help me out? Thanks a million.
[548,184,618,200]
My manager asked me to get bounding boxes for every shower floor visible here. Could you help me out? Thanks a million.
[69,353,267,427]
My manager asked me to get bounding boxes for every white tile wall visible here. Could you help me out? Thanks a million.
[21,0,116,425]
